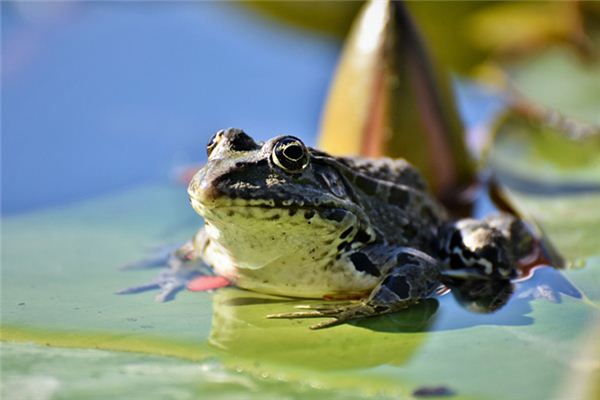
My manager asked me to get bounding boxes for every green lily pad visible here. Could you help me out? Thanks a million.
[0,342,381,400]
[1,180,599,399]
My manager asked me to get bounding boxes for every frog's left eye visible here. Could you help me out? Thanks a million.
[272,136,309,173]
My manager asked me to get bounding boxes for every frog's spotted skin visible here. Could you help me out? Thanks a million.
[123,128,536,328]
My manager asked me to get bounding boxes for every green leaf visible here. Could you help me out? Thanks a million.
[2,182,599,399]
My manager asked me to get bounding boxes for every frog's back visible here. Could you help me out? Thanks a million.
[313,153,447,251]
[338,156,428,191]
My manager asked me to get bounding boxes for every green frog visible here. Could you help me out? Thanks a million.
[122,128,535,328]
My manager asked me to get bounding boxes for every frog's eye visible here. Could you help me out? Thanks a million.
[206,131,223,157]
[272,136,309,173]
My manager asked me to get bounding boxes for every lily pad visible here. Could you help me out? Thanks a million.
[2,181,599,399]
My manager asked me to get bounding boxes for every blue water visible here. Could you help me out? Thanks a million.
[2,2,339,214]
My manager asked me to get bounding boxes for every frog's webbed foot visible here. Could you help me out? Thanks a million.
[116,266,202,302]
[268,248,442,329]
[117,231,217,302]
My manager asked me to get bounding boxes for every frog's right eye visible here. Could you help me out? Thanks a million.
[206,131,223,157]
[272,136,309,174]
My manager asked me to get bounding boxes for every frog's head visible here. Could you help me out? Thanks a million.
[188,128,371,271]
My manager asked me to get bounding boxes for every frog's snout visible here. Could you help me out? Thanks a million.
[188,168,221,206]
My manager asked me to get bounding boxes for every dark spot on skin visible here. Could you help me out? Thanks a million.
[349,252,380,276]
[267,214,280,221]
[226,210,234,217]
[449,253,464,269]
[354,229,371,243]
[319,208,347,222]
[373,305,389,313]
[479,245,499,265]
[449,230,463,251]
[401,224,417,239]
[304,210,315,219]
[337,241,349,252]
[288,208,297,217]
[340,227,353,239]
[355,174,378,196]
[382,275,411,299]
[388,187,409,206]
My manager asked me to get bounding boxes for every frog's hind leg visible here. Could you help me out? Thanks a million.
[436,213,546,312]
[437,212,536,282]
[268,248,443,329]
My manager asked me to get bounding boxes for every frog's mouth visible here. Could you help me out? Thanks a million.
[189,195,353,225]
[187,168,355,214]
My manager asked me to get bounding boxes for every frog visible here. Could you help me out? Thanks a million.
[121,128,536,328]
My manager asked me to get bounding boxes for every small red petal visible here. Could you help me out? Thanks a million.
[187,276,232,292]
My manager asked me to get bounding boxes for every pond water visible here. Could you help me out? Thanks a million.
[2,2,599,400]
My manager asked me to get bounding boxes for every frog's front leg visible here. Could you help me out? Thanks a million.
[117,228,226,302]
[267,248,443,329]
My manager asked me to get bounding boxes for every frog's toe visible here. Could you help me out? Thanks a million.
[309,318,346,330]
[116,268,201,302]
[266,310,335,319]
[293,302,352,311]
[154,279,186,303]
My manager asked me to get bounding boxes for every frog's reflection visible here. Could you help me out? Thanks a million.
[433,265,581,331]
[208,266,580,372]
[445,278,514,314]
[207,266,579,369]
[208,288,437,369]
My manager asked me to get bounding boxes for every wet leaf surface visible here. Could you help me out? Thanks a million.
[1,181,599,399]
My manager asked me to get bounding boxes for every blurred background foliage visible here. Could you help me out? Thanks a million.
[246,0,600,71]
[247,0,599,198]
